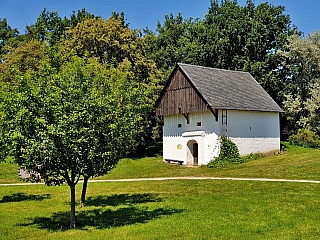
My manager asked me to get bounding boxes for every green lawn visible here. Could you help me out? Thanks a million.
[96,142,320,181]
[2,143,320,183]
[0,156,19,184]
[1,143,320,239]
[1,180,320,239]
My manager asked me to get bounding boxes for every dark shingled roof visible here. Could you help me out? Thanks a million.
[178,63,283,112]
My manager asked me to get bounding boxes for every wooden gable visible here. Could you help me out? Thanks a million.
[155,66,208,117]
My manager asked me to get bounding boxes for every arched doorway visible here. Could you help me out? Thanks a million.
[187,140,199,166]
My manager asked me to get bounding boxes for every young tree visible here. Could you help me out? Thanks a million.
[0,56,151,228]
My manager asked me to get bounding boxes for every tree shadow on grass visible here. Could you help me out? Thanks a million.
[0,192,51,203]
[85,193,162,207]
[19,193,183,231]
[21,206,183,231]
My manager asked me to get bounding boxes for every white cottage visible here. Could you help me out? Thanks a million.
[155,63,283,166]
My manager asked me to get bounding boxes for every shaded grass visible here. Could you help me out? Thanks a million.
[21,206,183,231]
[0,192,50,203]
[1,180,320,239]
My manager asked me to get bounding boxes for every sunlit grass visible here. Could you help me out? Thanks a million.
[1,143,320,239]
[2,143,320,184]
[97,142,320,181]
[0,156,19,184]
[1,180,320,239]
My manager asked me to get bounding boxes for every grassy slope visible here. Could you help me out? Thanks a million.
[1,143,320,184]
[1,143,320,239]
[97,142,320,180]
[0,157,19,184]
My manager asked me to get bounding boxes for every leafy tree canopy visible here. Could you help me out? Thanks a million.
[25,8,97,46]
[281,31,320,136]
[0,18,19,58]
[61,16,161,83]
[145,0,298,104]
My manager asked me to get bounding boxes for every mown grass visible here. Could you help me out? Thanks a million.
[1,180,320,239]
[96,142,320,181]
[1,143,320,239]
[1,142,320,184]
[0,156,19,184]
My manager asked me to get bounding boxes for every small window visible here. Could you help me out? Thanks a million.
[178,123,182,128]
[197,122,201,126]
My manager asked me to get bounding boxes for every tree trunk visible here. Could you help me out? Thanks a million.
[80,176,88,208]
[70,185,76,229]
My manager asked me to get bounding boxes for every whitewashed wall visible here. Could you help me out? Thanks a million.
[227,110,280,156]
[162,109,281,165]
[163,110,219,165]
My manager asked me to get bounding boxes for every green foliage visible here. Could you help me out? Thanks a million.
[0,10,163,227]
[241,153,263,162]
[0,40,47,75]
[0,18,19,58]
[0,53,157,227]
[1,57,148,184]
[207,136,241,168]
[62,17,161,81]
[280,32,320,101]
[146,0,297,104]
[25,8,97,46]
[283,80,320,137]
[289,128,320,149]
[281,32,320,136]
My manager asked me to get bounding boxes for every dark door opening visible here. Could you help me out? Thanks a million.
[193,142,198,165]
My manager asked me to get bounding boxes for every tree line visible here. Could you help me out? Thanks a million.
[0,0,319,228]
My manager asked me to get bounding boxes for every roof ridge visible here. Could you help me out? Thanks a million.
[178,63,250,75]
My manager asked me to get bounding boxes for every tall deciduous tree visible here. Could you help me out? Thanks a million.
[146,0,297,104]
[61,16,160,82]
[25,8,97,46]
[144,13,203,80]
[0,40,46,74]
[281,31,320,136]
[61,16,162,150]
[0,18,19,58]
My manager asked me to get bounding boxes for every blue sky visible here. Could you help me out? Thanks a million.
[0,0,319,36]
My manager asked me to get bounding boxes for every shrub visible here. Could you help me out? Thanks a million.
[207,136,241,168]
[241,153,263,162]
[289,128,320,149]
